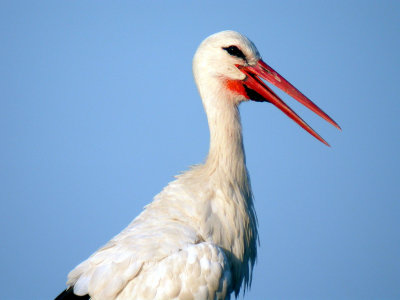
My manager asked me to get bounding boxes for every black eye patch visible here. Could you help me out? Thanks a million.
[222,45,246,60]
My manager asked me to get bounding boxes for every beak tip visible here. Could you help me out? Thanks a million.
[332,121,342,131]
[322,140,331,147]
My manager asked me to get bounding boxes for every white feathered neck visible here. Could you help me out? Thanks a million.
[187,36,259,292]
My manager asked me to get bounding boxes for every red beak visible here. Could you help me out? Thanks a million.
[238,60,340,146]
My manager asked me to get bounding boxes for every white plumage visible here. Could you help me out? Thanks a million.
[57,30,339,300]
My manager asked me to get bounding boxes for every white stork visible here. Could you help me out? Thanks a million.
[55,30,340,300]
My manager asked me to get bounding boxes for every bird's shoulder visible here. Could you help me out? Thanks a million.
[67,211,200,297]
[67,240,232,300]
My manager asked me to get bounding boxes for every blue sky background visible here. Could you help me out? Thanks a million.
[1,1,399,299]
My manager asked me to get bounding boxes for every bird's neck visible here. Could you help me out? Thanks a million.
[200,92,258,293]
[204,97,246,179]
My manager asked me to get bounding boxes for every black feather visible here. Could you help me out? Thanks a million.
[55,288,90,300]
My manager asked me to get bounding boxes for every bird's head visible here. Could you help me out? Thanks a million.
[193,30,340,146]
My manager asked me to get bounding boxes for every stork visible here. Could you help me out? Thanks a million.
[55,31,340,300]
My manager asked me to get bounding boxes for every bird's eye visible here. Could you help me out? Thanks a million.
[222,45,246,60]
